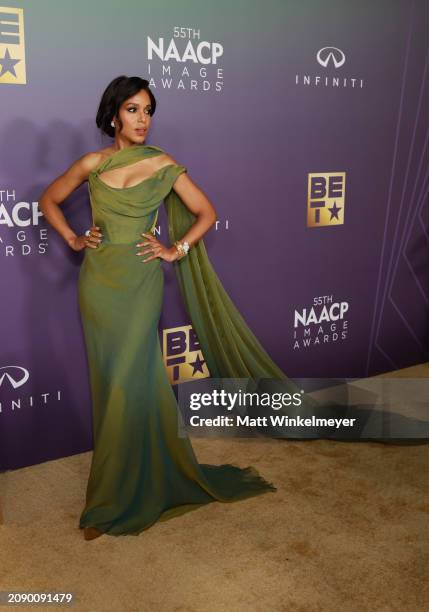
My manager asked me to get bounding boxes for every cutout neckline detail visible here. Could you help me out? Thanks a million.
[94,163,176,191]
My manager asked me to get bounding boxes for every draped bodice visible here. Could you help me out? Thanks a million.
[87,144,186,244]
[82,142,289,382]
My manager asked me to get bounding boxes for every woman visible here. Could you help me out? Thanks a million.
[39,75,291,540]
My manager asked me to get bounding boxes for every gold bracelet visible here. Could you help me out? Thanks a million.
[174,241,184,259]
[174,240,189,259]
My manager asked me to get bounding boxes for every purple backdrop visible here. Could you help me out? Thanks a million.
[1,0,428,469]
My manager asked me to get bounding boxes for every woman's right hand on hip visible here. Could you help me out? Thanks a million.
[69,226,103,251]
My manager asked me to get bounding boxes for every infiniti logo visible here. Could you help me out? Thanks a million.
[316,47,346,69]
[0,366,62,416]
[0,366,29,389]
[295,45,362,89]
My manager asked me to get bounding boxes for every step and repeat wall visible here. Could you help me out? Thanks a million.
[1,0,428,468]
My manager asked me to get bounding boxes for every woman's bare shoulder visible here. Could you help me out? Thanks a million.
[152,152,180,170]
[77,147,115,172]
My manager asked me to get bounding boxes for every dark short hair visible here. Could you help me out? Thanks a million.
[96,75,157,138]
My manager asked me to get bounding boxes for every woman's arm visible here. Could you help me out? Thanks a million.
[137,157,217,263]
[170,171,218,246]
[39,153,102,251]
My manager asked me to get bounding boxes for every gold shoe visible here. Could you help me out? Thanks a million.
[83,526,104,541]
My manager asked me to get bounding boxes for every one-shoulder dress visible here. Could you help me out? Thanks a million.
[77,144,286,536]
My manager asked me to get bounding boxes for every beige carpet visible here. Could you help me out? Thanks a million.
[1,364,428,611]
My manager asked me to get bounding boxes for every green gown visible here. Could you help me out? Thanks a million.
[77,144,290,537]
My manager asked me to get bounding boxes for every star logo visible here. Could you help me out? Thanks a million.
[328,201,342,220]
[0,48,20,78]
[189,354,206,375]
[307,172,345,227]
[163,324,210,384]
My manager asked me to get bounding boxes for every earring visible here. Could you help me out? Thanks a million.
[110,120,115,127]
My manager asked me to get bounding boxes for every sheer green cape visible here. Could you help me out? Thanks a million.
[164,158,288,381]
